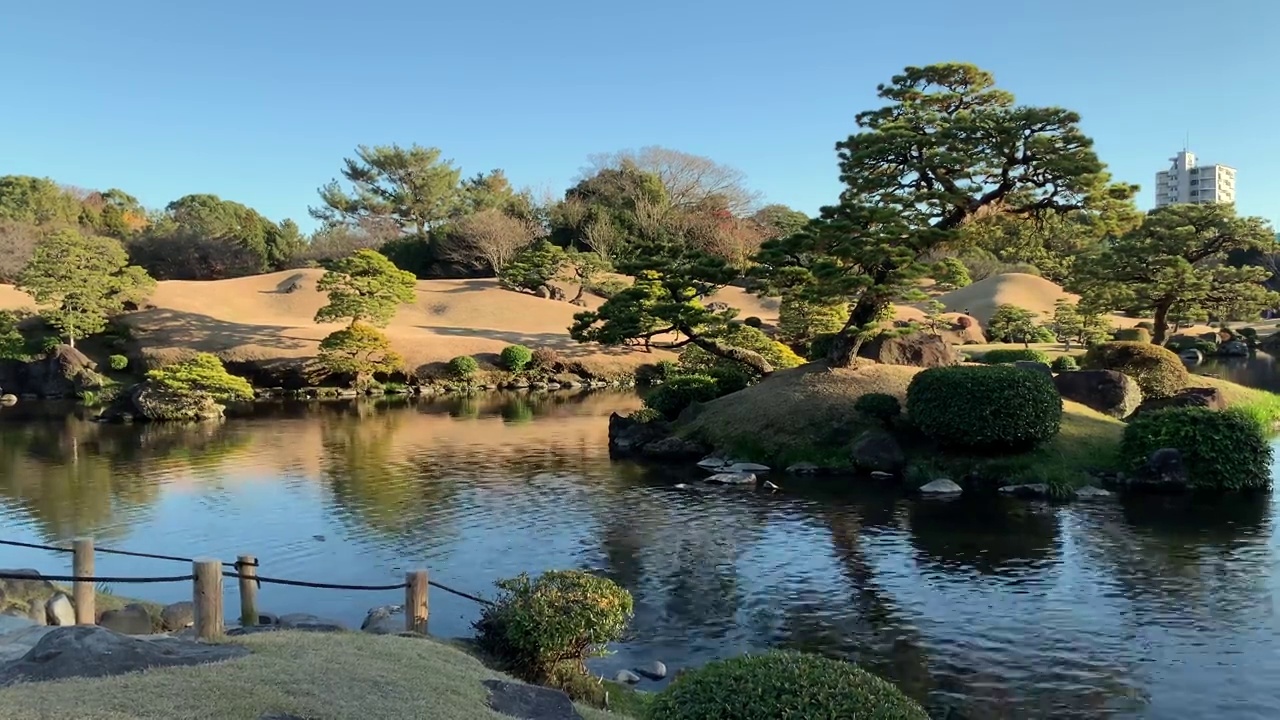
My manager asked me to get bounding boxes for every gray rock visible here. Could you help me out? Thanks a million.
[45,593,74,626]
[869,470,894,481]
[918,478,963,495]
[721,462,770,473]
[1131,386,1227,419]
[1074,485,1114,498]
[0,626,249,685]
[613,669,641,684]
[998,483,1051,498]
[0,569,54,608]
[483,679,583,720]
[1220,339,1249,357]
[160,601,194,631]
[1054,370,1143,419]
[275,613,347,632]
[696,456,727,471]
[636,660,667,680]
[360,605,405,635]
[850,428,905,473]
[640,435,707,461]
[704,472,757,486]
[99,604,154,635]
[259,714,313,720]
[1130,448,1189,490]
[1013,360,1053,377]
[24,604,45,626]
[786,462,820,474]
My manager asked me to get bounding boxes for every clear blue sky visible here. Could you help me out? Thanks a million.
[1,0,1276,231]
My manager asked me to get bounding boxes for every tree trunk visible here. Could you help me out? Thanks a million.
[679,325,774,376]
[1152,303,1172,345]
[827,289,889,368]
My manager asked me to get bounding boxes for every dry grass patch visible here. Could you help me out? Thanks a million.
[0,631,625,720]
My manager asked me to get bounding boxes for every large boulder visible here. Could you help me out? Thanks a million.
[849,428,905,473]
[125,380,225,422]
[858,332,959,368]
[640,435,709,462]
[607,413,672,456]
[1219,340,1250,357]
[1126,448,1189,491]
[18,346,105,398]
[44,593,74,626]
[98,604,156,635]
[160,601,195,631]
[1131,386,1226,419]
[0,570,56,619]
[1053,370,1143,419]
[360,605,405,635]
[0,626,249,685]
[483,679,583,720]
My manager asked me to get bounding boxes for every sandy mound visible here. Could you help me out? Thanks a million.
[892,306,986,344]
[938,273,1077,324]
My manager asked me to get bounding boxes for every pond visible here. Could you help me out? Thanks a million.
[1,390,1279,719]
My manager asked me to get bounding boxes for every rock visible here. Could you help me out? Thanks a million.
[613,669,641,684]
[1074,485,1114,498]
[24,604,45,626]
[483,679,583,720]
[607,412,671,456]
[1220,339,1250,357]
[696,456,727,471]
[1053,370,1143,419]
[99,604,155,635]
[849,428,905,473]
[673,483,692,490]
[360,605,405,635]
[1013,361,1053,377]
[0,620,55,663]
[918,478,963,496]
[0,626,250,686]
[275,613,347,632]
[533,286,551,299]
[786,462,820,474]
[18,345,106,398]
[1179,348,1204,365]
[869,471,894,481]
[0,394,15,406]
[1131,386,1227,418]
[858,332,959,368]
[704,472,757,486]
[998,483,1051,498]
[124,379,226,422]
[636,660,667,680]
[640,436,708,461]
[1129,448,1189,491]
[721,462,770,473]
[160,601,194,631]
[44,593,74,626]
[761,480,781,492]
[0,569,54,612]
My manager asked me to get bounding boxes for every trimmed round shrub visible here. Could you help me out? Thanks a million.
[475,570,632,681]
[646,651,928,720]
[1116,327,1152,343]
[979,348,1051,365]
[643,374,720,419]
[743,316,763,328]
[907,365,1063,452]
[854,392,901,424]
[1240,327,1259,341]
[634,359,680,386]
[530,347,563,371]
[108,354,129,371]
[448,355,479,380]
[1051,354,1078,372]
[1122,407,1273,491]
[1083,341,1188,399]
[500,344,534,372]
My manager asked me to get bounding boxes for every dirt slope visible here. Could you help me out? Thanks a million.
[937,273,1077,324]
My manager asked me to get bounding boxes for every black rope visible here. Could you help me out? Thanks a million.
[222,571,405,591]
[0,539,72,554]
[429,580,494,606]
[0,539,257,568]
[0,571,192,584]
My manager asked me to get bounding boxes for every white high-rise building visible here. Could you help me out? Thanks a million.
[1155,150,1236,208]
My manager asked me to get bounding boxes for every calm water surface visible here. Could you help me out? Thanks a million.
[1,390,1279,719]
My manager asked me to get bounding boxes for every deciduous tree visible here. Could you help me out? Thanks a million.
[584,146,759,215]
[444,209,539,273]
[314,249,417,327]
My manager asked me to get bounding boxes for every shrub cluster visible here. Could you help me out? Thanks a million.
[108,354,129,371]
[1083,341,1188,399]
[447,355,479,380]
[1122,407,1273,491]
[854,393,901,425]
[530,347,563,372]
[634,360,679,387]
[645,651,928,720]
[474,570,632,682]
[642,374,721,420]
[1115,327,1152,343]
[1051,355,1078,372]
[742,316,763,328]
[906,365,1063,452]
[979,348,1051,365]
[500,344,533,372]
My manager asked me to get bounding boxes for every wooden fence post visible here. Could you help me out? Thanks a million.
[237,554,258,627]
[193,558,224,640]
[405,570,428,633]
[72,538,94,625]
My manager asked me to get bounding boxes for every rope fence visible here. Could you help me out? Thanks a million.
[0,535,494,638]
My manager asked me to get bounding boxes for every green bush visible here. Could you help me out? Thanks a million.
[587,277,628,299]
[679,324,802,378]
[448,355,479,380]
[500,344,534,372]
[979,348,1051,365]
[777,296,846,347]
[108,354,129,371]
[634,360,679,386]
[743,316,763,328]
[708,365,752,395]
[1116,327,1152,343]
[146,353,253,408]
[1083,341,1188,399]
[626,407,664,424]
[854,393,901,424]
[1051,355,1078,372]
[0,311,26,360]
[907,365,1063,452]
[807,332,840,361]
[645,651,927,720]
[40,335,61,353]
[1122,408,1273,491]
[1240,327,1259,340]
[643,374,721,419]
[474,570,632,681]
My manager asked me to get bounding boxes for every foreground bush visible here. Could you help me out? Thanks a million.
[634,360,679,387]
[643,374,720,419]
[1083,341,1187,399]
[907,365,1062,452]
[979,348,1051,365]
[475,570,632,682]
[1122,407,1272,491]
[500,344,533,372]
[1115,327,1151,343]
[646,651,927,720]
[854,393,901,425]
[1051,355,1078,372]
[447,355,479,380]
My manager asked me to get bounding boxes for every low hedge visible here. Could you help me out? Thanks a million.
[1121,407,1273,491]
[645,651,927,720]
[854,392,901,425]
[907,365,1063,452]
[1082,341,1188,399]
[979,348,1051,365]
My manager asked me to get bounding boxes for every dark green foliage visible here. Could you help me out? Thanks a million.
[634,360,679,386]
[1240,327,1258,340]
[743,316,763,328]
[979,348,1051,365]
[1116,327,1151,343]
[1083,341,1188,399]
[474,570,633,682]
[1122,408,1272,491]
[448,355,479,380]
[500,344,533,372]
[931,257,972,290]
[807,332,840,361]
[499,240,567,295]
[133,193,301,278]
[987,304,1052,344]
[642,374,721,419]
[1051,355,1079,372]
[854,393,901,424]
[108,354,129,371]
[678,324,803,379]
[0,310,26,360]
[907,365,1063,452]
[645,651,927,720]
[707,365,752,395]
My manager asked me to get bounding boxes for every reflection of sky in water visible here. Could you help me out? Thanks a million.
[1,396,1279,718]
